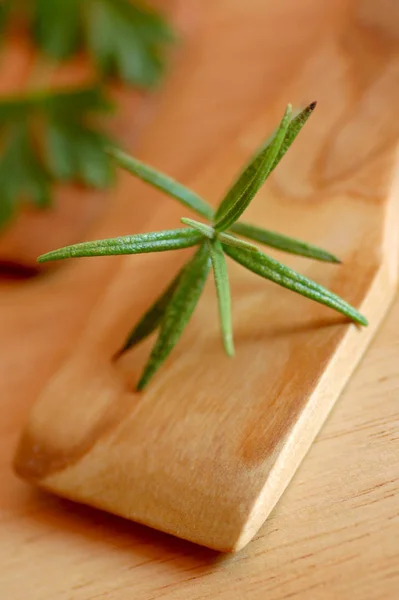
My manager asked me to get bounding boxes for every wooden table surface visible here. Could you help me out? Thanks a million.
[1,1,398,598]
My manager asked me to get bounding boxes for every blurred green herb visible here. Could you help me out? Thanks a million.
[38,102,368,390]
[0,0,173,230]
[25,0,174,87]
[0,86,114,226]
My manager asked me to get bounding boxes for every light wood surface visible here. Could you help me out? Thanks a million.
[12,0,399,551]
[1,0,399,596]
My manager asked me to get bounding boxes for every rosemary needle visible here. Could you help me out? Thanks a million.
[136,243,211,391]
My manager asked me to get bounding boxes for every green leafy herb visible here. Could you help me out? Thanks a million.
[0,86,114,230]
[38,102,368,390]
[45,120,113,188]
[0,86,111,120]
[0,124,51,218]
[0,1,174,229]
[18,0,174,87]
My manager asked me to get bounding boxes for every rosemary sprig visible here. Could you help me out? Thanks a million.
[108,148,214,220]
[38,102,368,390]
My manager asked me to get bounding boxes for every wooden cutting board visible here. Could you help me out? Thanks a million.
[2,0,399,596]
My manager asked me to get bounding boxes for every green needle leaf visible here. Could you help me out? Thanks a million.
[231,221,340,263]
[218,231,260,253]
[270,101,317,171]
[181,217,214,239]
[214,104,292,232]
[108,147,214,220]
[117,267,184,355]
[208,240,234,357]
[37,228,204,263]
[43,86,112,116]
[137,243,211,390]
[214,102,316,234]
[224,245,368,326]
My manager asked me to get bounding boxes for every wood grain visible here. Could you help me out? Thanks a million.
[1,0,399,596]
[12,0,399,552]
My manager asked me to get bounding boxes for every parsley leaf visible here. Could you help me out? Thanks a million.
[0,124,51,229]
[33,0,83,60]
[0,86,114,230]
[26,0,174,87]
